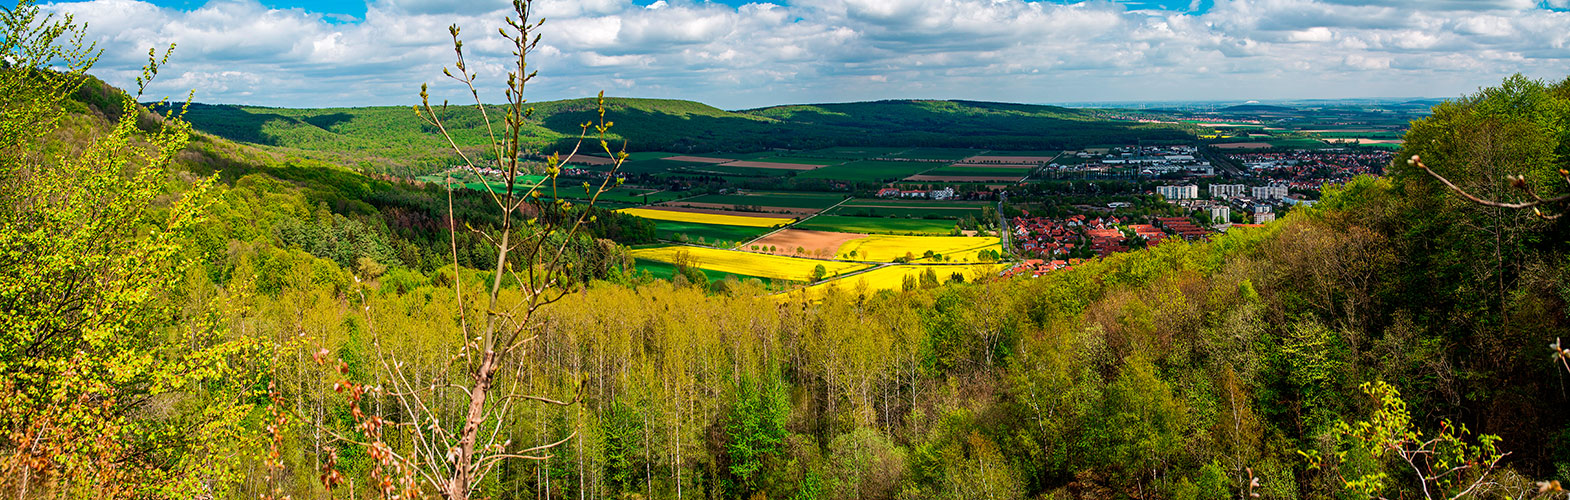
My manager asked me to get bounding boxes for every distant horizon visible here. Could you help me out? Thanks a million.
[157,91,1449,112]
[37,0,1570,109]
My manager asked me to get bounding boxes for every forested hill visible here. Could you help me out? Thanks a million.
[169,96,1192,174]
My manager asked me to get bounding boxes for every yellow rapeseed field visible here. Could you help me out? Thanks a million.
[632,246,871,282]
[836,235,1002,263]
[784,264,1002,300]
[618,208,793,228]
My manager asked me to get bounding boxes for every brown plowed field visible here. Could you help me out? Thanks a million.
[657,202,821,216]
[565,155,615,165]
[748,229,867,258]
[720,161,827,171]
[904,174,1026,182]
[663,155,734,164]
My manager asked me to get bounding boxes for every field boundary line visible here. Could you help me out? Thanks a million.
[740,196,854,247]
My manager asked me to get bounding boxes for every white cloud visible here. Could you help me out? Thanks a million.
[37,0,1570,108]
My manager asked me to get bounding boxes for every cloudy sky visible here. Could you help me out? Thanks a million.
[24,0,1570,109]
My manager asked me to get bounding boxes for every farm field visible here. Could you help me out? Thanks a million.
[619,207,794,227]
[904,173,1027,183]
[891,148,986,160]
[678,193,845,210]
[719,160,826,171]
[645,220,772,247]
[924,165,1036,177]
[835,234,1002,263]
[748,229,868,258]
[814,146,911,156]
[677,165,797,177]
[796,160,939,182]
[632,259,773,284]
[794,215,957,235]
[787,264,1003,299]
[631,245,871,282]
[737,156,843,165]
[554,188,688,205]
[829,203,989,219]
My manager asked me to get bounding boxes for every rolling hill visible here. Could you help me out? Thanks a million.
[167,97,1195,174]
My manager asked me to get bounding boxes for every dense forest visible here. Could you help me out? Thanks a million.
[4,1,1570,499]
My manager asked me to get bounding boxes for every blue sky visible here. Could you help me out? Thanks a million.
[29,0,1570,108]
[127,0,1215,19]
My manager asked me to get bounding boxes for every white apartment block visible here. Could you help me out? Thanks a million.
[1251,183,1289,200]
[1209,205,1231,224]
[1157,185,1199,200]
[1209,183,1247,199]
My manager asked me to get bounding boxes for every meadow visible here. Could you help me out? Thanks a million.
[631,245,871,282]
[644,220,772,247]
[679,192,846,210]
[795,215,958,235]
[795,160,939,182]
[828,200,990,219]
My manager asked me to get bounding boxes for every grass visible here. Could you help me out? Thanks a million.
[633,259,775,283]
[647,221,772,247]
[795,215,957,236]
[554,188,689,205]
[829,204,988,219]
[836,235,1002,263]
[891,148,986,160]
[683,193,845,209]
[797,160,940,182]
[924,166,1034,177]
[631,245,871,282]
[619,208,794,228]
[740,156,842,165]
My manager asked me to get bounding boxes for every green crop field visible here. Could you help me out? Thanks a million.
[892,148,986,160]
[924,166,1035,177]
[978,150,1064,157]
[650,220,772,246]
[795,215,958,235]
[632,259,777,284]
[828,198,990,219]
[1269,138,1330,149]
[678,165,798,177]
[683,192,846,209]
[829,205,987,219]
[797,160,939,182]
[554,188,690,205]
[813,146,910,157]
[740,156,843,165]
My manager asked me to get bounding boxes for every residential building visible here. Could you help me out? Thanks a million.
[1209,205,1231,224]
[1156,184,1199,200]
[1209,183,1247,199]
[1251,182,1289,200]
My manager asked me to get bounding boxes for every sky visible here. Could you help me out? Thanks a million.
[19,0,1570,109]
